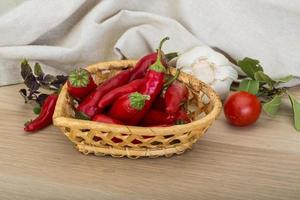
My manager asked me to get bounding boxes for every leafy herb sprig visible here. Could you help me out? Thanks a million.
[19,59,68,113]
[236,57,300,131]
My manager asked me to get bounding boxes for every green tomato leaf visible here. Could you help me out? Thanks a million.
[237,57,263,79]
[238,79,260,95]
[274,75,294,84]
[263,94,283,117]
[254,71,275,88]
[287,92,300,131]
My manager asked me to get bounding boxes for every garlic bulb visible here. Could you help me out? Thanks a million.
[176,46,238,99]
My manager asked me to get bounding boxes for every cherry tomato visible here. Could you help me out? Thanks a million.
[224,91,261,126]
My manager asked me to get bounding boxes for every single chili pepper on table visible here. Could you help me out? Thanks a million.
[97,79,144,111]
[76,69,132,119]
[24,93,58,132]
[165,80,188,114]
[140,109,176,126]
[67,68,96,100]
[92,114,123,124]
[109,37,169,125]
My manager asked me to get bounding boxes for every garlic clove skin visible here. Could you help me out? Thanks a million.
[181,67,193,74]
[176,46,215,69]
[214,65,238,81]
[211,79,232,100]
[176,45,238,100]
[192,59,215,84]
[207,51,230,67]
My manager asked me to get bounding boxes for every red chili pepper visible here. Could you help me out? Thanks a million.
[151,70,180,111]
[92,114,125,143]
[108,92,151,125]
[152,95,166,111]
[175,109,191,125]
[93,114,146,144]
[67,68,96,100]
[97,79,144,111]
[76,69,132,119]
[129,53,157,81]
[129,51,167,82]
[92,114,123,124]
[165,80,188,114]
[24,93,58,132]
[109,37,169,125]
[145,124,172,127]
[140,109,176,126]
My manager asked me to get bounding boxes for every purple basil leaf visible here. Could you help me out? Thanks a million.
[24,74,40,91]
[36,74,44,82]
[34,63,44,77]
[51,83,61,89]
[43,74,56,84]
[50,75,68,89]
[27,90,35,101]
[36,93,49,106]
[19,88,27,96]
[19,89,28,103]
[33,91,40,94]
[20,59,32,80]
[55,75,68,84]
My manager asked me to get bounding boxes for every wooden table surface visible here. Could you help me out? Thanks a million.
[0,84,300,200]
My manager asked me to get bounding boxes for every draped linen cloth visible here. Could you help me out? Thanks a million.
[0,0,299,86]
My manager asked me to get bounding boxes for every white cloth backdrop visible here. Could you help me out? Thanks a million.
[0,0,299,86]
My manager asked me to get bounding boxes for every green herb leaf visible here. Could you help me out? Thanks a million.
[237,57,263,79]
[33,105,41,115]
[238,79,260,95]
[34,63,43,77]
[287,92,300,131]
[164,52,178,62]
[254,71,275,88]
[263,94,283,117]
[274,75,294,84]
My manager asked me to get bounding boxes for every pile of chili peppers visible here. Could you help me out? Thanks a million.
[22,37,191,132]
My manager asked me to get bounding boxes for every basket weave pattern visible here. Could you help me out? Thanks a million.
[53,60,222,158]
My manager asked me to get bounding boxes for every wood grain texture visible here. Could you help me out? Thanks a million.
[0,84,300,200]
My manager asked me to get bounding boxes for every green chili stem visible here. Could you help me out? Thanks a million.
[164,70,180,88]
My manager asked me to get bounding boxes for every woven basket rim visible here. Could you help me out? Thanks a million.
[53,60,222,136]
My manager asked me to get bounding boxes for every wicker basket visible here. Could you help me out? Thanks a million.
[53,60,222,158]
